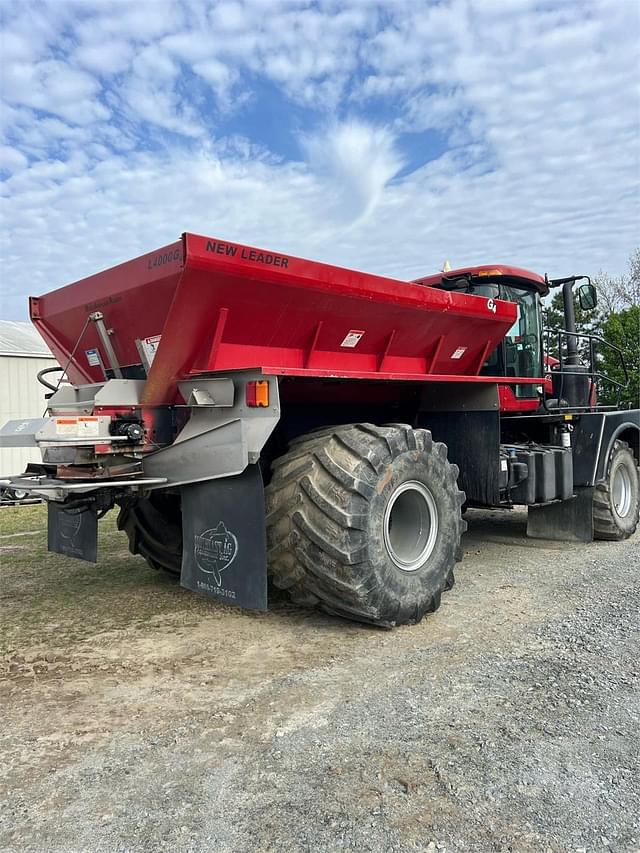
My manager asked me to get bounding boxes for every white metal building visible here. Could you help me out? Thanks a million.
[0,320,59,475]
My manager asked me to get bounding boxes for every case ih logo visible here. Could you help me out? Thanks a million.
[194,522,238,586]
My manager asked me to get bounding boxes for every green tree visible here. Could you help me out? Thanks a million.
[598,305,640,407]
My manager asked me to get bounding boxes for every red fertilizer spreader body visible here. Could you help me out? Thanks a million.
[29,232,528,407]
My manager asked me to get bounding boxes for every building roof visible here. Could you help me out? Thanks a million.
[0,320,54,358]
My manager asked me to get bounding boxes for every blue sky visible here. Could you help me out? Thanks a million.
[1,0,639,319]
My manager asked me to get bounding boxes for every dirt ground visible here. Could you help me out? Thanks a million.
[0,503,638,853]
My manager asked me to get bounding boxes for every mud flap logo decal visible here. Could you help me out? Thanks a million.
[194,522,238,586]
[180,466,268,611]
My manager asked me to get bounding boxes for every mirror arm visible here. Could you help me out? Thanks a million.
[548,274,591,289]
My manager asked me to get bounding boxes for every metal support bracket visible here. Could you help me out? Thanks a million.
[90,311,123,379]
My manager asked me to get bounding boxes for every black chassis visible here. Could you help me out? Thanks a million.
[500,409,640,487]
[417,381,638,539]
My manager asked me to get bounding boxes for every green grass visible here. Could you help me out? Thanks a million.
[0,504,212,655]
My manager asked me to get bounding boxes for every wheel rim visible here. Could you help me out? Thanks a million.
[612,464,632,518]
[383,481,438,572]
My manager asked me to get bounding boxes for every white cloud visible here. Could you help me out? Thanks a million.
[74,40,134,75]
[192,57,237,103]
[0,145,27,173]
[73,0,184,43]
[2,59,108,124]
[210,1,246,31]
[0,30,36,62]
[162,31,219,63]
[0,0,639,321]
[303,121,404,223]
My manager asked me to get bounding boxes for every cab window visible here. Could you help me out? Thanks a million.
[476,284,542,395]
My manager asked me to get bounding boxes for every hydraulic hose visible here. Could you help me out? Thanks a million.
[37,366,64,393]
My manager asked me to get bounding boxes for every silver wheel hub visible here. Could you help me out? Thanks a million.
[383,481,438,572]
[612,464,632,518]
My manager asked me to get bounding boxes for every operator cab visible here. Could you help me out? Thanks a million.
[414,265,548,398]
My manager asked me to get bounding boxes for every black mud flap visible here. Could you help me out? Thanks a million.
[526,487,594,542]
[48,503,98,562]
[180,465,268,611]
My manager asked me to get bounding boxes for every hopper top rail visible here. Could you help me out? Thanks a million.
[29,232,540,406]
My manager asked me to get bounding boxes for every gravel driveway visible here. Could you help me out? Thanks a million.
[1,504,638,852]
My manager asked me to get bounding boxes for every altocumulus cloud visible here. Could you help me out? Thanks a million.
[0,0,638,318]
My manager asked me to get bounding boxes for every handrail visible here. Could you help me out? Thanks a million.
[542,326,629,410]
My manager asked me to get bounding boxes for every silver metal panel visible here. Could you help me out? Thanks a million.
[144,418,247,488]
[48,379,145,411]
[207,370,280,464]
[35,416,114,443]
[0,414,124,448]
[0,418,50,447]
[135,339,152,375]
[178,378,235,407]
[48,383,105,413]
[144,371,281,487]
[171,408,232,444]
[94,379,146,407]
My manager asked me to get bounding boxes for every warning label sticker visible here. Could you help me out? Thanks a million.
[55,417,100,437]
[140,334,162,366]
[340,330,365,348]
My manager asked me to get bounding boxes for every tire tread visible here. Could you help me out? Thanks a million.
[593,440,639,541]
[265,423,465,627]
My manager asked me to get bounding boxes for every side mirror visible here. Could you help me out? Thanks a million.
[578,282,598,311]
